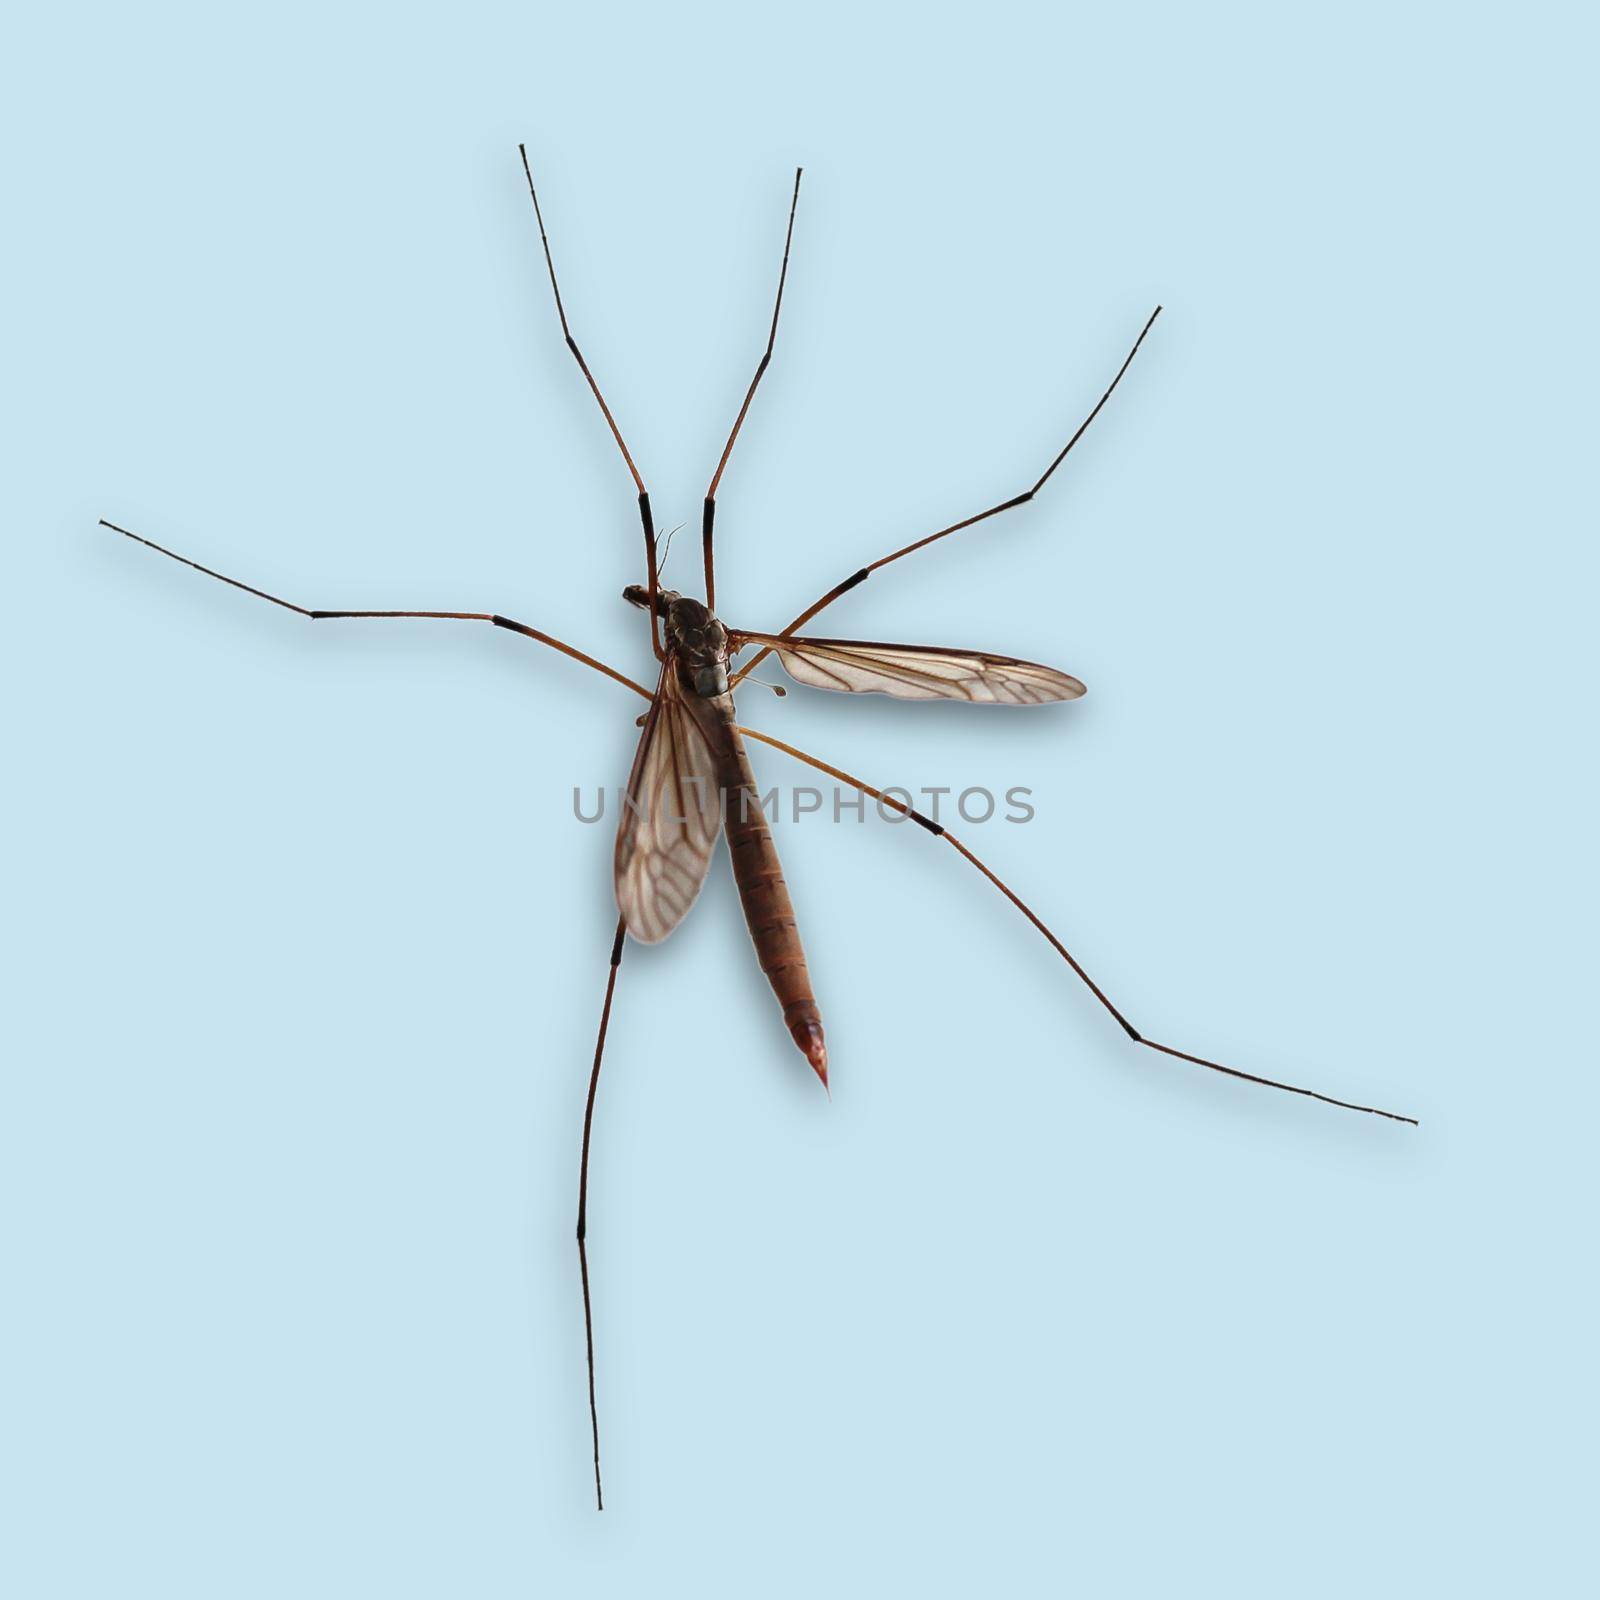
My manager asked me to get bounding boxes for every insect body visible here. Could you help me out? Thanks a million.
[615,583,828,1079]
[103,150,1416,1512]
[617,585,1087,1085]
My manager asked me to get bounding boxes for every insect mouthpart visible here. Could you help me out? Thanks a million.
[622,583,679,614]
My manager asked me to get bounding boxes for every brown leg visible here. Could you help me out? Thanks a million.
[702,168,803,614]
[101,520,653,702]
[737,723,1417,1127]
[517,147,664,659]
[109,515,649,1504]
[732,307,1161,686]
[577,918,627,1511]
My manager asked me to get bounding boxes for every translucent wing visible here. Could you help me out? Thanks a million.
[737,633,1086,705]
[614,664,725,944]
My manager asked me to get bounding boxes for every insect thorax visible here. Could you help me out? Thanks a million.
[621,584,731,697]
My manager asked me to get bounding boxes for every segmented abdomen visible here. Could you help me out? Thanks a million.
[690,694,827,1083]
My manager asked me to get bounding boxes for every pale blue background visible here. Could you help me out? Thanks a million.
[3,2,1594,1594]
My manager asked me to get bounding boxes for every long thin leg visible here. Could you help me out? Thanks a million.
[736,723,1417,1126]
[732,307,1161,687]
[577,918,627,1512]
[111,515,645,1500]
[702,168,803,613]
[102,521,653,702]
[517,146,664,659]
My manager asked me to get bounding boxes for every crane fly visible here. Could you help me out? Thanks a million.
[101,149,1416,1512]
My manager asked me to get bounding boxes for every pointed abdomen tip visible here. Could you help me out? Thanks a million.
[788,1019,829,1090]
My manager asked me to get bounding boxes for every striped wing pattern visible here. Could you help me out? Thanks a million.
[614,665,724,943]
[741,633,1086,705]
